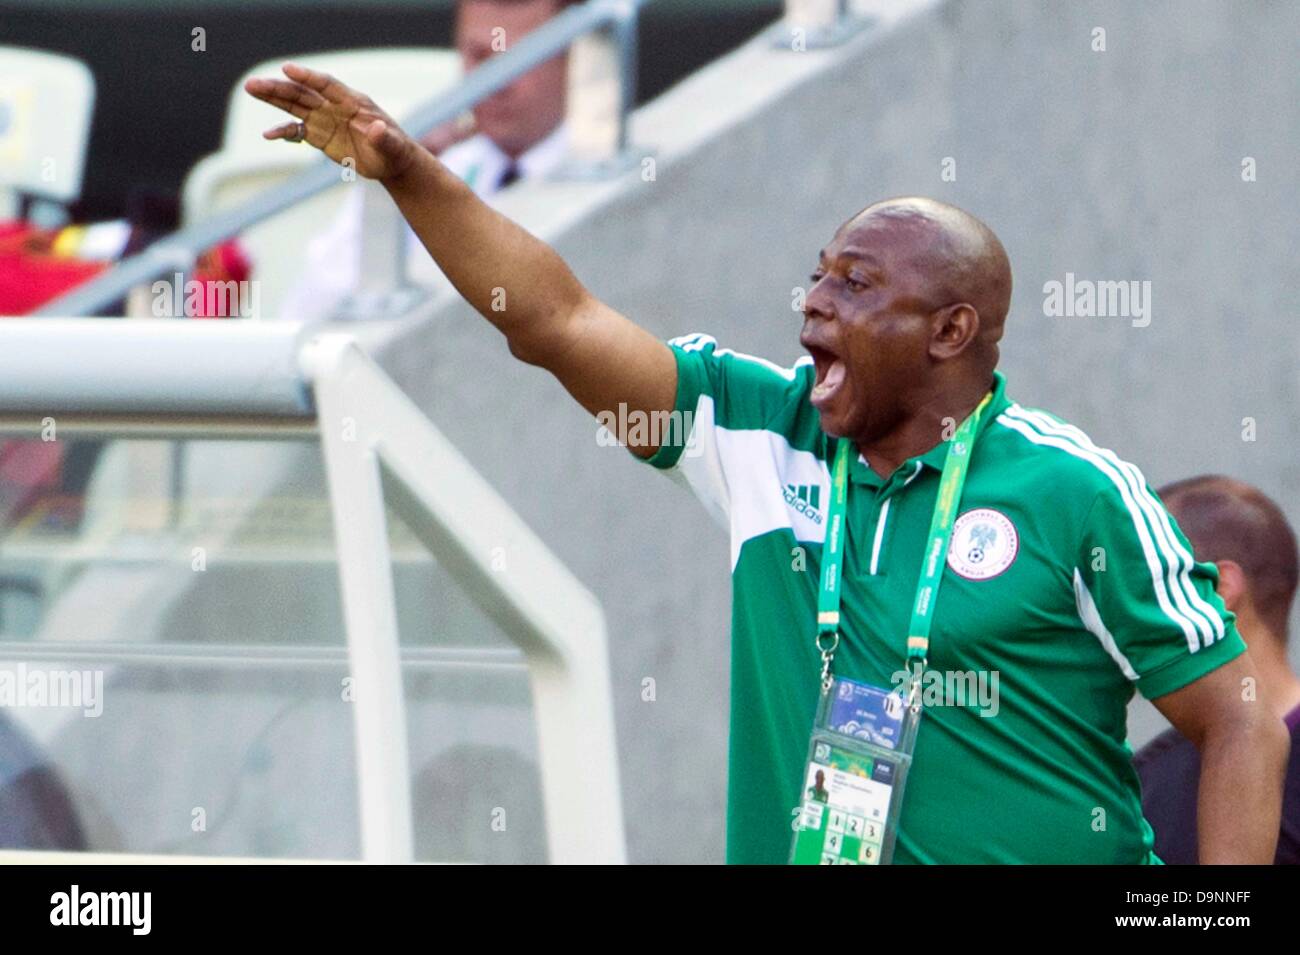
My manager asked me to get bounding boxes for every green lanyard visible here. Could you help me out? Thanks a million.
[815,393,993,697]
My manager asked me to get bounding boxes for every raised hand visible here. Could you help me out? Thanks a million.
[244,63,419,181]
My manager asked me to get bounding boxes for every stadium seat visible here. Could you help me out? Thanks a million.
[0,46,96,225]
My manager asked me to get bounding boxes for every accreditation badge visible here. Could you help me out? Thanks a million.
[789,675,921,865]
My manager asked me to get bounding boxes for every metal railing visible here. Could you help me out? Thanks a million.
[33,0,649,320]
[0,320,626,864]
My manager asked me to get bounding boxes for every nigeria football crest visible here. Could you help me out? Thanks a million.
[947,508,1019,580]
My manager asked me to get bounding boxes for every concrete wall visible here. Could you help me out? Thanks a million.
[371,0,1299,862]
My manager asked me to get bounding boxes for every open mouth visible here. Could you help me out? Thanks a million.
[805,343,847,410]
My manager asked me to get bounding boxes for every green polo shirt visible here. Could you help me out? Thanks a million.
[643,333,1245,864]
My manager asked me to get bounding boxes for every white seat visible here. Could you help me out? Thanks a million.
[0,46,96,218]
[180,48,461,319]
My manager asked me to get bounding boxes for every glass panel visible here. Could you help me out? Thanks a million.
[0,435,543,862]
[0,436,342,647]
[383,471,544,864]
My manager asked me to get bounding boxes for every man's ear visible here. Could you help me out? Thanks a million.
[1214,559,1248,613]
[929,302,980,360]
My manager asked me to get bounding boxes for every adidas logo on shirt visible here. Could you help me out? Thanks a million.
[784,483,824,524]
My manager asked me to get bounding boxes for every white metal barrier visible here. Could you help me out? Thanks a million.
[0,319,626,864]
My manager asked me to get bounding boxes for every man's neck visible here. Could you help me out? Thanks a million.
[857,377,993,478]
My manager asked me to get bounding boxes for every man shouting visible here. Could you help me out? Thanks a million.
[246,64,1288,864]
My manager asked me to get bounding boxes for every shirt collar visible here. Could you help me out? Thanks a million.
[449,123,569,192]
[514,122,569,179]
[849,370,1011,485]
[914,370,1010,472]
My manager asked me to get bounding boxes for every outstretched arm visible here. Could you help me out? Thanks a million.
[246,63,676,456]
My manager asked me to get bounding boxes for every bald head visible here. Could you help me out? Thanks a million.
[802,197,1014,446]
[1159,475,1299,642]
[843,197,1013,366]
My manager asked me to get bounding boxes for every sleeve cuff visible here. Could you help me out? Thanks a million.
[1137,627,1247,700]
[640,343,704,471]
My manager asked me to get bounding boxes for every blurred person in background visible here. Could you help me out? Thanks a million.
[280,0,577,322]
[1136,476,1299,864]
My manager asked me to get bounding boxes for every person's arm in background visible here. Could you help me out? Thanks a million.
[246,64,675,457]
[1151,654,1290,863]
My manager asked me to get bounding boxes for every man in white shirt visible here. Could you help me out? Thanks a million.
[280,0,576,321]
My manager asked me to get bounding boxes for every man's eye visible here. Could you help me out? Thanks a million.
[809,272,824,284]
[847,277,867,291]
